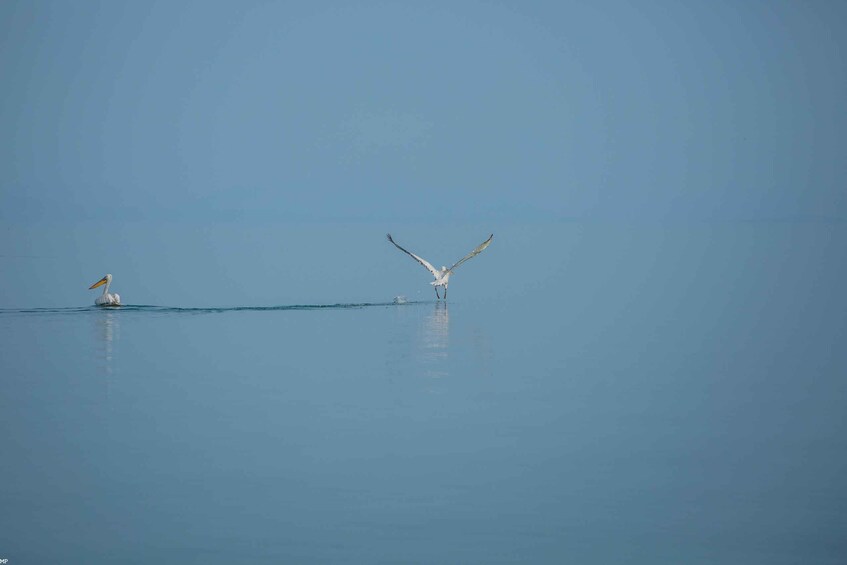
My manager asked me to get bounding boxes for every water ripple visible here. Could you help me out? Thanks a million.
[0,301,424,316]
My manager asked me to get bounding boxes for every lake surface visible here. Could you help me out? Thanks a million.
[1,222,845,563]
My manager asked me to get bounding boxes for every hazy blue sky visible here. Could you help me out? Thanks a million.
[2,1,845,224]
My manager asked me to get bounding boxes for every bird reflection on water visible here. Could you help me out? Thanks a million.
[94,309,119,383]
[418,302,449,378]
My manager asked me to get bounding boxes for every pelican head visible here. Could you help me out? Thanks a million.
[89,274,112,289]
[441,266,447,272]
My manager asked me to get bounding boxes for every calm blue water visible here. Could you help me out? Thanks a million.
[1,222,846,563]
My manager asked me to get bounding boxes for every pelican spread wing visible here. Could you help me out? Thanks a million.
[386,234,439,278]
[448,234,494,273]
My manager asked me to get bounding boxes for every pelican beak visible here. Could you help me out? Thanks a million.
[89,277,108,289]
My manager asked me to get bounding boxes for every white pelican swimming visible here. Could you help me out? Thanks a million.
[89,274,121,306]
[387,233,493,300]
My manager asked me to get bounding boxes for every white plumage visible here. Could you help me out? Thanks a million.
[89,274,121,306]
[386,233,493,300]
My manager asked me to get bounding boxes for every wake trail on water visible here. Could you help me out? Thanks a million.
[0,300,424,316]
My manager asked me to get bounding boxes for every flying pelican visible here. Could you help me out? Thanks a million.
[89,274,121,306]
[387,233,493,300]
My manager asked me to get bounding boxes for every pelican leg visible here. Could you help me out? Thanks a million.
[435,287,441,300]
[444,287,447,300]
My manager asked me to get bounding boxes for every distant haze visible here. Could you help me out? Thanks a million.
[2,1,845,224]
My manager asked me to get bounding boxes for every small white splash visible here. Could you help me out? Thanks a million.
[393,295,408,305]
